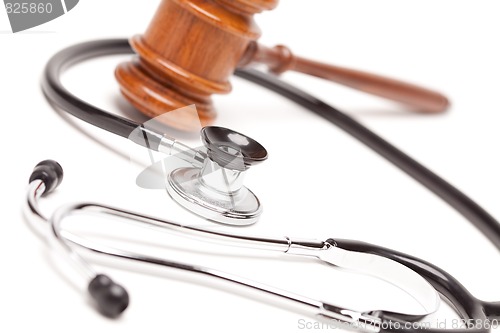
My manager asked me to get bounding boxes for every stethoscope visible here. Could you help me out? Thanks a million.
[30,38,500,331]
[26,160,441,327]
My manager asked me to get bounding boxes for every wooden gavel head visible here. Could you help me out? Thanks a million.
[116,0,449,130]
[115,0,278,130]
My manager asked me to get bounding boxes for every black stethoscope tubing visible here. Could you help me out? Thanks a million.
[42,39,500,332]
[43,39,500,249]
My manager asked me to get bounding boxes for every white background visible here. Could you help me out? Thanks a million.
[1,1,500,332]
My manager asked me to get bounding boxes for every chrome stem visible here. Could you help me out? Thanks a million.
[24,181,96,280]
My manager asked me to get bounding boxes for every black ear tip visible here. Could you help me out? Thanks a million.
[88,275,129,318]
[29,160,64,194]
[325,238,337,246]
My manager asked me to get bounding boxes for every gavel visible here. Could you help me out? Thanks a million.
[115,0,449,129]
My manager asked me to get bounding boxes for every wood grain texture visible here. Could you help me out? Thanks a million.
[115,0,277,129]
[239,42,450,113]
[116,0,449,130]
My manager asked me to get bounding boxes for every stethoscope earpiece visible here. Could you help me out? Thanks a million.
[29,161,129,318]
[88,274,129,318]
[29,160,64,195]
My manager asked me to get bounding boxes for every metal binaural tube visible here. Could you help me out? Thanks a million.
[24,161,129,318]
[58,203,292,252]
[158,135,206,167]
[24,180,96,281]
[24,160,438,323]
[62,230,382,333]
[49,202,438,316]
[50,202,442,331]
[25,180,49,239]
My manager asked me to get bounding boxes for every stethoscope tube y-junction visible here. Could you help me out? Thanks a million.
[41,39,500,331]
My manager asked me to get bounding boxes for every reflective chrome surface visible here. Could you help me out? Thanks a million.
[24,179,440,329]
[167,161,262,226]
[159,135,205,168]
[24,180,96,280]
[287,239,440,315]
[160,129,264,225]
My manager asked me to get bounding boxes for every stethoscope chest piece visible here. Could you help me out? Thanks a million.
[167,126,268,226]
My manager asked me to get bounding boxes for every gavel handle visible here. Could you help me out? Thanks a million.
[239,42,450,113]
